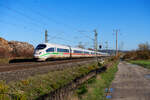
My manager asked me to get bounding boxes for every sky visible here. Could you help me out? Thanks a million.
[0,0,150,50]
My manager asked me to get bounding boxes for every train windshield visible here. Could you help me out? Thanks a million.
[36,44,47,50]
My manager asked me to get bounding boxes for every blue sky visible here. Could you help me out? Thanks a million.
[0,0,150,50]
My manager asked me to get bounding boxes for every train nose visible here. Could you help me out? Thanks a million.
[34,50,42,55]
[37,52,42,55]
[34,50,45,57]
[34,51,42,57]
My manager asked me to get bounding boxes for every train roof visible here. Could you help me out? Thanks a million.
[37,43,104,53]
[41,43,70,48]
[41,43,88,51]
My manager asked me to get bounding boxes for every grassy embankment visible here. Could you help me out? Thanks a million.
[74,61,118,100]
[0,58,10,64]
[129,60,150,69]
[0,57,33,64]
[0,62,99,100]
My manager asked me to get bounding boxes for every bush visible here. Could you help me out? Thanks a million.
[123,42,150,60]
[76,84,88,95]
[123,50,150,60]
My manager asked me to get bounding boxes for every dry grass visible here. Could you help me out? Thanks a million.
[0,62,99,100]
[0,58,10,64]
[123,50,150,60]
[75,61,118,100]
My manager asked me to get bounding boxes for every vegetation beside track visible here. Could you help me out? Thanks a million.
[0,58,10,64]
[0,62,99,100]
[0,57,33,64]
[74,60,118,100]
[123,42,150,60]
[129,60,150,69]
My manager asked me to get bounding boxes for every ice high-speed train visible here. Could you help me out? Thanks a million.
[34,43,108,61]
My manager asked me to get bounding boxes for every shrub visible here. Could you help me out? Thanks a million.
[123,42,150,60]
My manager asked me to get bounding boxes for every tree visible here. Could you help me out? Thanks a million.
[138,42,150,51]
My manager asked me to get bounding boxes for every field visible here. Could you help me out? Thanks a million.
[129,60,150,69]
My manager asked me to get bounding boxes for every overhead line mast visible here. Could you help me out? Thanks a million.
[94,29,98,63]
[113,29,119,57]
[45,30,48,43]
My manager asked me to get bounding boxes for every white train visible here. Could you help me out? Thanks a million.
[34,43,108,61]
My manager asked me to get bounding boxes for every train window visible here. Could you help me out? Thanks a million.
[46,48,55,52]
[65,49,69,52]
[63,49,69,52]
[74,50,83,53]
[57,48,69,53]
[57,48,61,52]
[84,51,89,54]
[91,52,95,54]
[36,44,47,50]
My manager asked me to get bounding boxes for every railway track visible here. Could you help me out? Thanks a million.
[0,58,97,83]
[0,58,96,72]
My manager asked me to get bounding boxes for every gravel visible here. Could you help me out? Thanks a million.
[0,59,96,83]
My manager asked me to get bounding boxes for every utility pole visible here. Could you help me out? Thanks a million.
[45,29,48,43]
[105,41,108,53]
[94,29,98,63]
[113,29,119,57]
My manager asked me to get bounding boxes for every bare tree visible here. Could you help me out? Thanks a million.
[138,42,150,51]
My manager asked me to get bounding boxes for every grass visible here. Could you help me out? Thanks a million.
[0,62,99,100]
[76,84,88,96]
[0,57,34,64]
[0,58,10,64]
[75,61,118,100]
[129,60,150,69]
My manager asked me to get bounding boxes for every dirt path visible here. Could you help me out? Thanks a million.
[110,61,150,100]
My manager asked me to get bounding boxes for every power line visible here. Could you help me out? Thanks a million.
[1,3,81,44]
[50,32,65,41]
[0,19,44,45]
[15,1,79,31]
[78,31,94,41]
[52,37,78,47]
[0,3,96,49]
[0,4,44,28]
[0,8,43,34]
[0,19,40,33]
[15,1,95,43]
